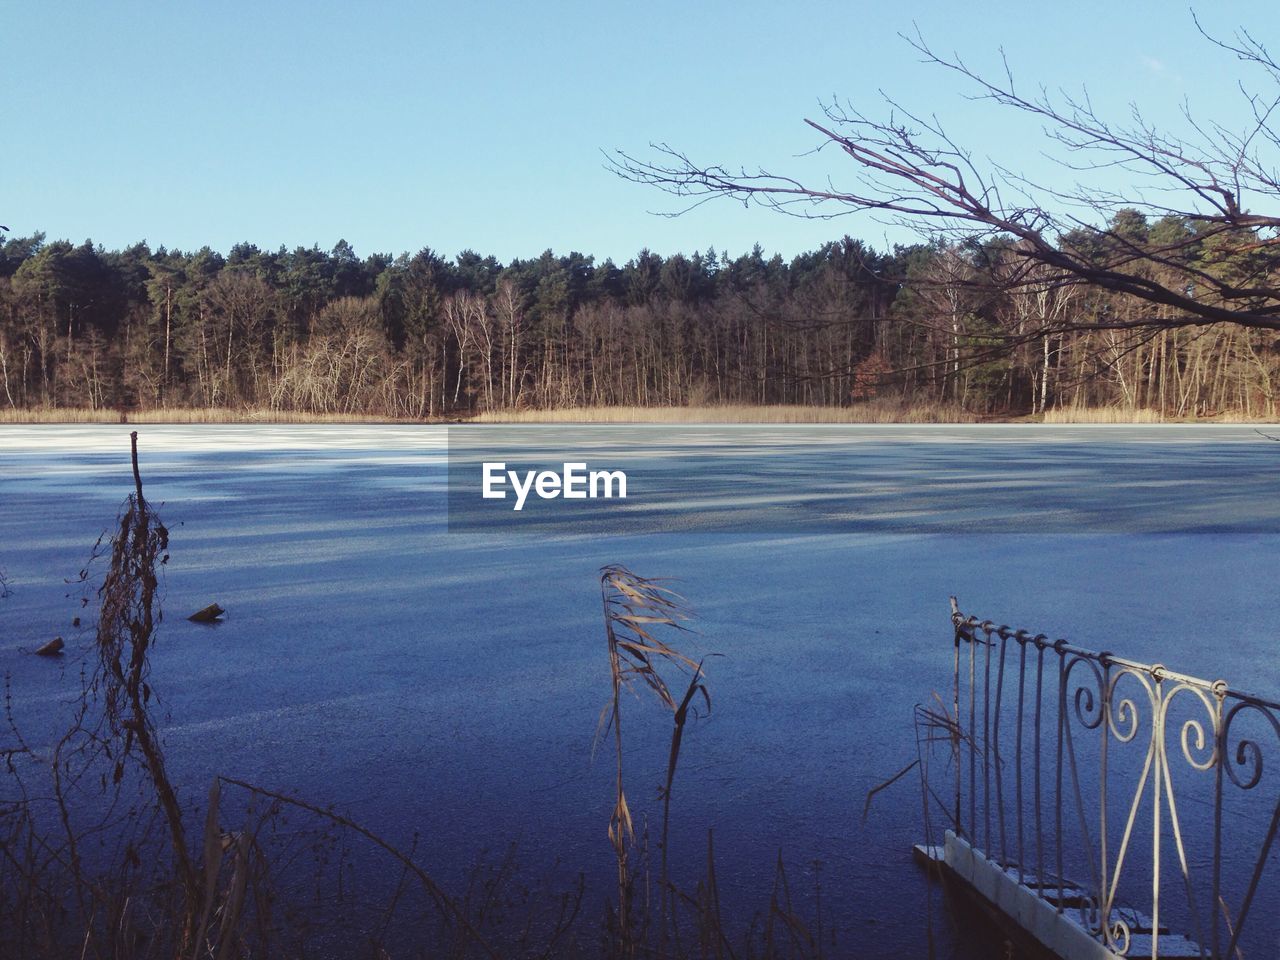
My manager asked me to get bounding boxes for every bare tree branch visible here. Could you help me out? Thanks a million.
[609,17,1280,336]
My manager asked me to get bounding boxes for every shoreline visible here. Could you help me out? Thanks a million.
[0,403,1275,426]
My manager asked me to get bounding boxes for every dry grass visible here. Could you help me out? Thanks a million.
[6,402,1276,425]
[1199,410,1280,424]
[0,406,406,424]
[1040,406,1168,423]
[599,565,704,955]
[92,433,202,950]
[470,402,980,424]
[3,434,260,959]
[1041,405,1280,423]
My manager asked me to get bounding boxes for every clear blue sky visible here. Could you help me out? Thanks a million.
[3,1,1273,264]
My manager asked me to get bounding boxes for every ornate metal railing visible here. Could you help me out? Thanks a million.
[943,598,1279,959]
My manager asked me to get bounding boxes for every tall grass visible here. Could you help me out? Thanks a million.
[93,433,202,950]
[6,402,1273,425]
[470,402,979,424]
[1,401,966,424]
[0,406,405,424]
[1039,405,1280,423]
[1,434,260,958]
[598,565,706,955]
[1040,406,1167,423]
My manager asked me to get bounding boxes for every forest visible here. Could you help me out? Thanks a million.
[1,210,1277,420]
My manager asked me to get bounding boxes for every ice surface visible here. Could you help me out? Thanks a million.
[446,423,1280,533]
[0,423,1276,958]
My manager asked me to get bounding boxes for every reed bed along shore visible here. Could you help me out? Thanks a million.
[469,402,980,423]
[0,406,402,424]
[1040,406,1168,423]
[468,403,1277,424]
[1,402,1275,425]
[1039,405,1279,423]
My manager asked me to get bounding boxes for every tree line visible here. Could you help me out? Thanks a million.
[1,215,1276,418]
[612,20,1280,419]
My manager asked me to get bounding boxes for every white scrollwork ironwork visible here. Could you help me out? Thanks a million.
[945,600,1279,960]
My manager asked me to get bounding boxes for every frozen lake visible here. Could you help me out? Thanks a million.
[1,423,1278,956]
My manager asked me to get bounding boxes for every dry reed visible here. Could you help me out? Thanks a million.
[0,433,264,959]
[92,432,203,951]
[1037,405,1280,423]
[599,565,719,958]
[6,402,1273,425]
[471,402,979,424]
[0,406,407,424]
[1040,406,1167,423]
